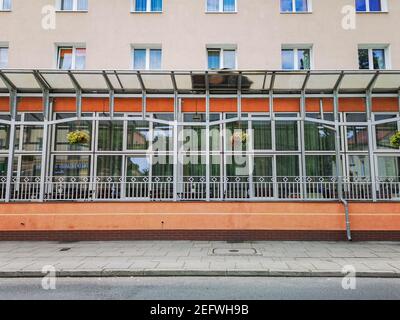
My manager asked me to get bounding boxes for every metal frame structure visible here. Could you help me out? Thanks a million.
[1,69,400,208]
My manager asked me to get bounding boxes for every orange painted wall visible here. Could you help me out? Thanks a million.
[0,97,9,111]
[0,202,399,232]
[372,98,398,112]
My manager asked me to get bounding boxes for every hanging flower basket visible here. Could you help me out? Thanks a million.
[231,131,248,145]
[67,130,90,145]
[390,131,400,148]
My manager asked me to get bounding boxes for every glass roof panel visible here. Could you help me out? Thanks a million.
[273,73,307,90]
[374,74,400,90]
[40,72,74,90]
[174,74,193,90]
[72,73,108,90]
[115,73,141,90]
[242,73,268,90]
[105,73,123,90]
[141,74,173,90]
[3,72,40,89]
[340,73,375,90]
[306,74,340,91]
[0,77,7,89]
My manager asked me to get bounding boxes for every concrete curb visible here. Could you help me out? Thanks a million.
[0,270,399,278]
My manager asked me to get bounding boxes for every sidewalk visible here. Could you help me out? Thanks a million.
[0,241,400,278]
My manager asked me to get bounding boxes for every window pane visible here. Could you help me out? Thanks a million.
[2,0,11,10]
[208,50,220,69]
[226,121,248,151]
[22,126,43,151]
[182,125,205,152]
[306,155,336,177]
[295,0,308,12]
[183,158,206,176]
[126,157,150,176]
[281,0,293,12]
[58,48,73,70]
[151,0,162,11]
[153,114,174,152]
[207,0,219,11]
[127,120,150,150]
[277,155,299,176]
[375,114,397,149]
[347,125,368,151]
[223,50,236,69]
[0,48,8,68]
[253,121,272,150]
[348,155,370,178]
[135,0,147,11]
[358,49,369,69]
[75,48,86,70]
[377,156,400,178]
[305,114,335,151]
[61,0,73,10]
[372,49,385,69]
[16,156,42,177]
[282,49,294,70]
[98,121,123,151]
[369,0,382,11]
[77,0,88,10]
[276,120,298,151]
[55,113,92,151]
[53,155,90,177]
[149,49,162,70]
[356,0,367,11]
[133,49,146,69]
[223,0,235,12]
[97,155,122,177]
[298,49,310,70]
[253,157,273,177]
[0,123,10,150]
[0,157,7,176]
[152,155,173,176]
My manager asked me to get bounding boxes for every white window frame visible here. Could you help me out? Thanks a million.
[206,0,237,13]
[358,45,390,70]
[0,45,8,68]
[56,0,88,12]
[280,0,312,13]
[56,45,86,70]
[281,45,313,70]
[132,46,162,70]
[0,0,11,11]
[131,0,163,13]
[206,47,237,70]
[356,0,388,13]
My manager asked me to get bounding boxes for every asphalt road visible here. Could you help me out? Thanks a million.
[0,277,399,300]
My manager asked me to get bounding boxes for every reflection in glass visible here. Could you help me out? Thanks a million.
[277,155,299,176]
[14,156,41,177]
[348,155,370,178]
[306,155,336,177]
[97,156,122,177]
[126,157,150,176]
[305,114,335,151]
[55,114,92,151]
[98,121,123,151]
[276,120,298,151]
[377,156,400,178]
[375,114,397,149]
[253,121,272,150]
[53,155,90,177]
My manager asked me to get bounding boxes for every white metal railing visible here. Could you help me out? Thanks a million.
[1,175,400,202]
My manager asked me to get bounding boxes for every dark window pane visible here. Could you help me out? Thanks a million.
[306,155,336,177]
[276,155,299,176]
[358,49,369,69]
[295,0,308,12]
[98,121,123,151]
[223,0,235,12]
[97,156,122,177]
[281,0,293,12]
[369,0,381,11]
[53,155,90,177]
[305,114,335,151]
[208,50,220,69]
[253,121,272,150]
[372,49,385,69]
[375,114,397,149]
[276,120,298,151]
[298,49,310,70]
[356,0,367,11]
[127,120,150,150]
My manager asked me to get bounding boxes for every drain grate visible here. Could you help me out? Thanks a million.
[59,247,71,252]
[211,248,260,256]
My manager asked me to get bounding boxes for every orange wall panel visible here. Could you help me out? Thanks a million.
[306,98,334,112]
[242,98,269,112]
[339,97,365,112]
[114,98,142,112]
[18,97,43,112]
[274,98,300,112]
[181,98,206,112]
[146,98,174,112]
[0,97,9,111]
[372,98,398,112]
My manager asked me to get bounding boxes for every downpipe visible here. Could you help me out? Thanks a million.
[340,197,352,241]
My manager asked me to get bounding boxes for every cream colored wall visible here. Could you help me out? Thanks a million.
[0,0,399,70]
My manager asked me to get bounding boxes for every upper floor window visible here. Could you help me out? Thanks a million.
[57,46,86,70]
[281,47,311,70]
[133,0,162,12]
[0,0,11,11]
[0,47,8,68]
[206,0,236,13]
[358,46,388,70]
[356,0,387,12]
[207,47,236,70]
[58,0,88,11]
[281,0,310,13]
[133,47,162,70]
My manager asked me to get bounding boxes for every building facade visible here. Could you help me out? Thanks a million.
[0,0,400,241]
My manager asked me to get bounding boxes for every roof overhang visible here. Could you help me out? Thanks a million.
[0,69,399,95]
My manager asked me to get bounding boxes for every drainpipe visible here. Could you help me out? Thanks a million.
[341,197,352,241]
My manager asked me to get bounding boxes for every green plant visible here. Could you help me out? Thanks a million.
[231,131,248,145]
[67,130,90,145]
[390,131,400,148]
